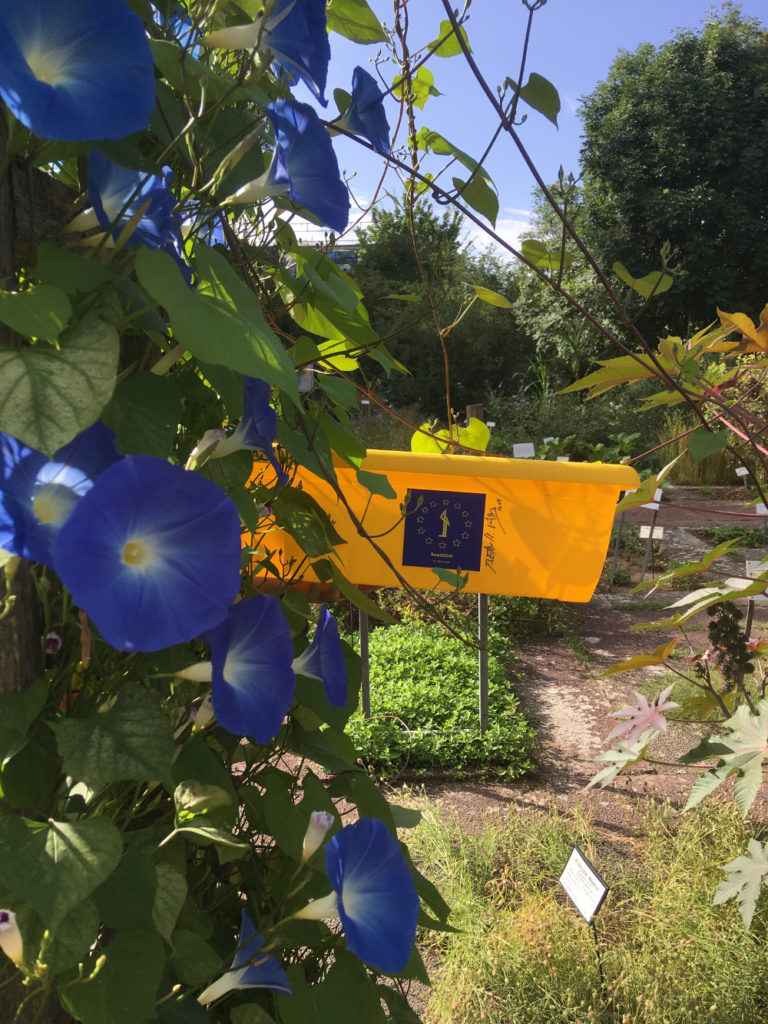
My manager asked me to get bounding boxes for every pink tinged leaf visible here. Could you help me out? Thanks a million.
[606,686,678,745]
[713,838,768,929]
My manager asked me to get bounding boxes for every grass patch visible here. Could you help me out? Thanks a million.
[697,523,768,548]
[346,622,537,781]
[407,797,768,1023]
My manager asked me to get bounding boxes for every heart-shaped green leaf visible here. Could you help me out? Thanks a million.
[0,318,118,456]
[0,815,122,930]
[53,684,174,788]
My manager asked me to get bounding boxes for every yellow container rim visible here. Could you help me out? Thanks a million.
[358,449,639,487]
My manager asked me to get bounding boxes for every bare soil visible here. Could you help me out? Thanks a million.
[390,486,768,837]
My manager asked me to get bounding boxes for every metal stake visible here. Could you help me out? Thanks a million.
[639,508,659,582]
[359,609,370,718]
[478,593,488,733]
[607,511,625,588]
[744,597,755,644]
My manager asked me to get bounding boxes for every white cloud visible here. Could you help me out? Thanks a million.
[463,207,531,258]
[287,202,531,259]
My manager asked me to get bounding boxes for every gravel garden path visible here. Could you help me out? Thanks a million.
[392,486,768,836]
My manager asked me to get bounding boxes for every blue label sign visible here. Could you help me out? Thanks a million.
[402,489,486,572]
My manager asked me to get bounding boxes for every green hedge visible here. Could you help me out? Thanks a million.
[347,622,537,780]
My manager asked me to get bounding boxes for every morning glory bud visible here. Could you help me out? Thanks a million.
[45,631,62,655]
[0,911,22,965]
[301,810,334,862]
[185,429,226,470]
[193,694,216,732]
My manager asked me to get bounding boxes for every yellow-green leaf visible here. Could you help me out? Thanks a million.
[326,0,387,43]
[513,73,560,126]
[428,19,470,58]
[614,262,673,299]
[469,284,512,308]
[717,306,768,349]
[453,174,498,227]
[460,417,490,451]
[393,66,441,110]
[317,339,359,371]
[599,640,680,678]
[411,425,451,453]
[521,239,573,272]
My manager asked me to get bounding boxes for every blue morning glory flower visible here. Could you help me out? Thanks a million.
[51,456,242,652]
[230,100,349,235]
[154,4,200,57]
[198,909,291,1005]
[206,378,287,484]
[0,423,120,567]
[239,378,287,483]
[264,0,330,106]
[0,0,155,142]
[204,0,329,106]
[87,151,189,276]
[187,213,226,249]
[293,607,348,708]
[336,67,391,156]
[297,817,419,973]
[208,596,296,744]
[326,818,419,972]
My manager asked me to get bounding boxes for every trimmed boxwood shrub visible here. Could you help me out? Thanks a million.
[347,622,537,780]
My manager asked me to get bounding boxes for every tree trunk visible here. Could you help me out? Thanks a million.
[0,119,74,1024]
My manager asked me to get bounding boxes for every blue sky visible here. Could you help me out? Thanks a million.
[301,1,768,252]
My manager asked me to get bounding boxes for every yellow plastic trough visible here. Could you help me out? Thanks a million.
[251,450,640,601]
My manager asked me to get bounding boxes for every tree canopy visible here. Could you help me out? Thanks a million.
[578,6,768,337]
[355,199,530,416]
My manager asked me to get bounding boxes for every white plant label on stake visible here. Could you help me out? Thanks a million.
[559,846,608,923]
[736,466,749,478]
[513,442,535,459]
[746,560,768,603]
[639,525,664,539]
[641,487,663,511]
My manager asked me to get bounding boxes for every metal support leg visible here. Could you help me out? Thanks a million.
[478,593,488,733]
[744,597,755,644]
[639,509,659,582]
[359,610,370,718]
[608,511,625,589]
